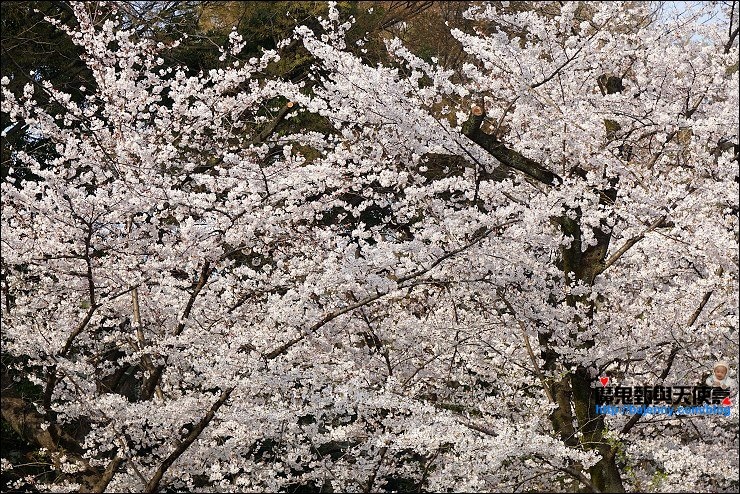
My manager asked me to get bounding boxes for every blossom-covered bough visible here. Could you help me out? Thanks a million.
[1,1,738,492]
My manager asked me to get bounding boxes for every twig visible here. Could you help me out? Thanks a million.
[532,453,601,494]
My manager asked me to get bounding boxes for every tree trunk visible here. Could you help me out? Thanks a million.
[554,194,624,492]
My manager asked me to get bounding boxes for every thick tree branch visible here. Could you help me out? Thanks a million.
[725,26,739,53]
[600,215,666,272]
[364,445,388,493]
[462,106,562,186]
[127,217,164,402]
[252,101,296,145]
[89,457,124,493]
[1,395,110,492]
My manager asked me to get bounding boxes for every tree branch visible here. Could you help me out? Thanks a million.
[174,261,213,337]
[725,26,739,54]
[89,457,124,493]
[532,453,601,494]
[264,222,515,359]
[620,288,714,435]
[600,215,666,272]
[456,418,498,436]
[143,386,235,493]
[1,395,110,492]
[252,101,296,145]
[456,419,600,492]
[142,260,213,401]
[497,290,555,403]
[462,106,562,186]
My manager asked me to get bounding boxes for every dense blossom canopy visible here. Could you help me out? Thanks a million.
[1,1,738,492]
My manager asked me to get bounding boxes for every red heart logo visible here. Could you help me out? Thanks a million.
[722,396,732,406]
[599,377,609,387]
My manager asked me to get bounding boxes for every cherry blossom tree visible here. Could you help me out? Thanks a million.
[1,1,738,492]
